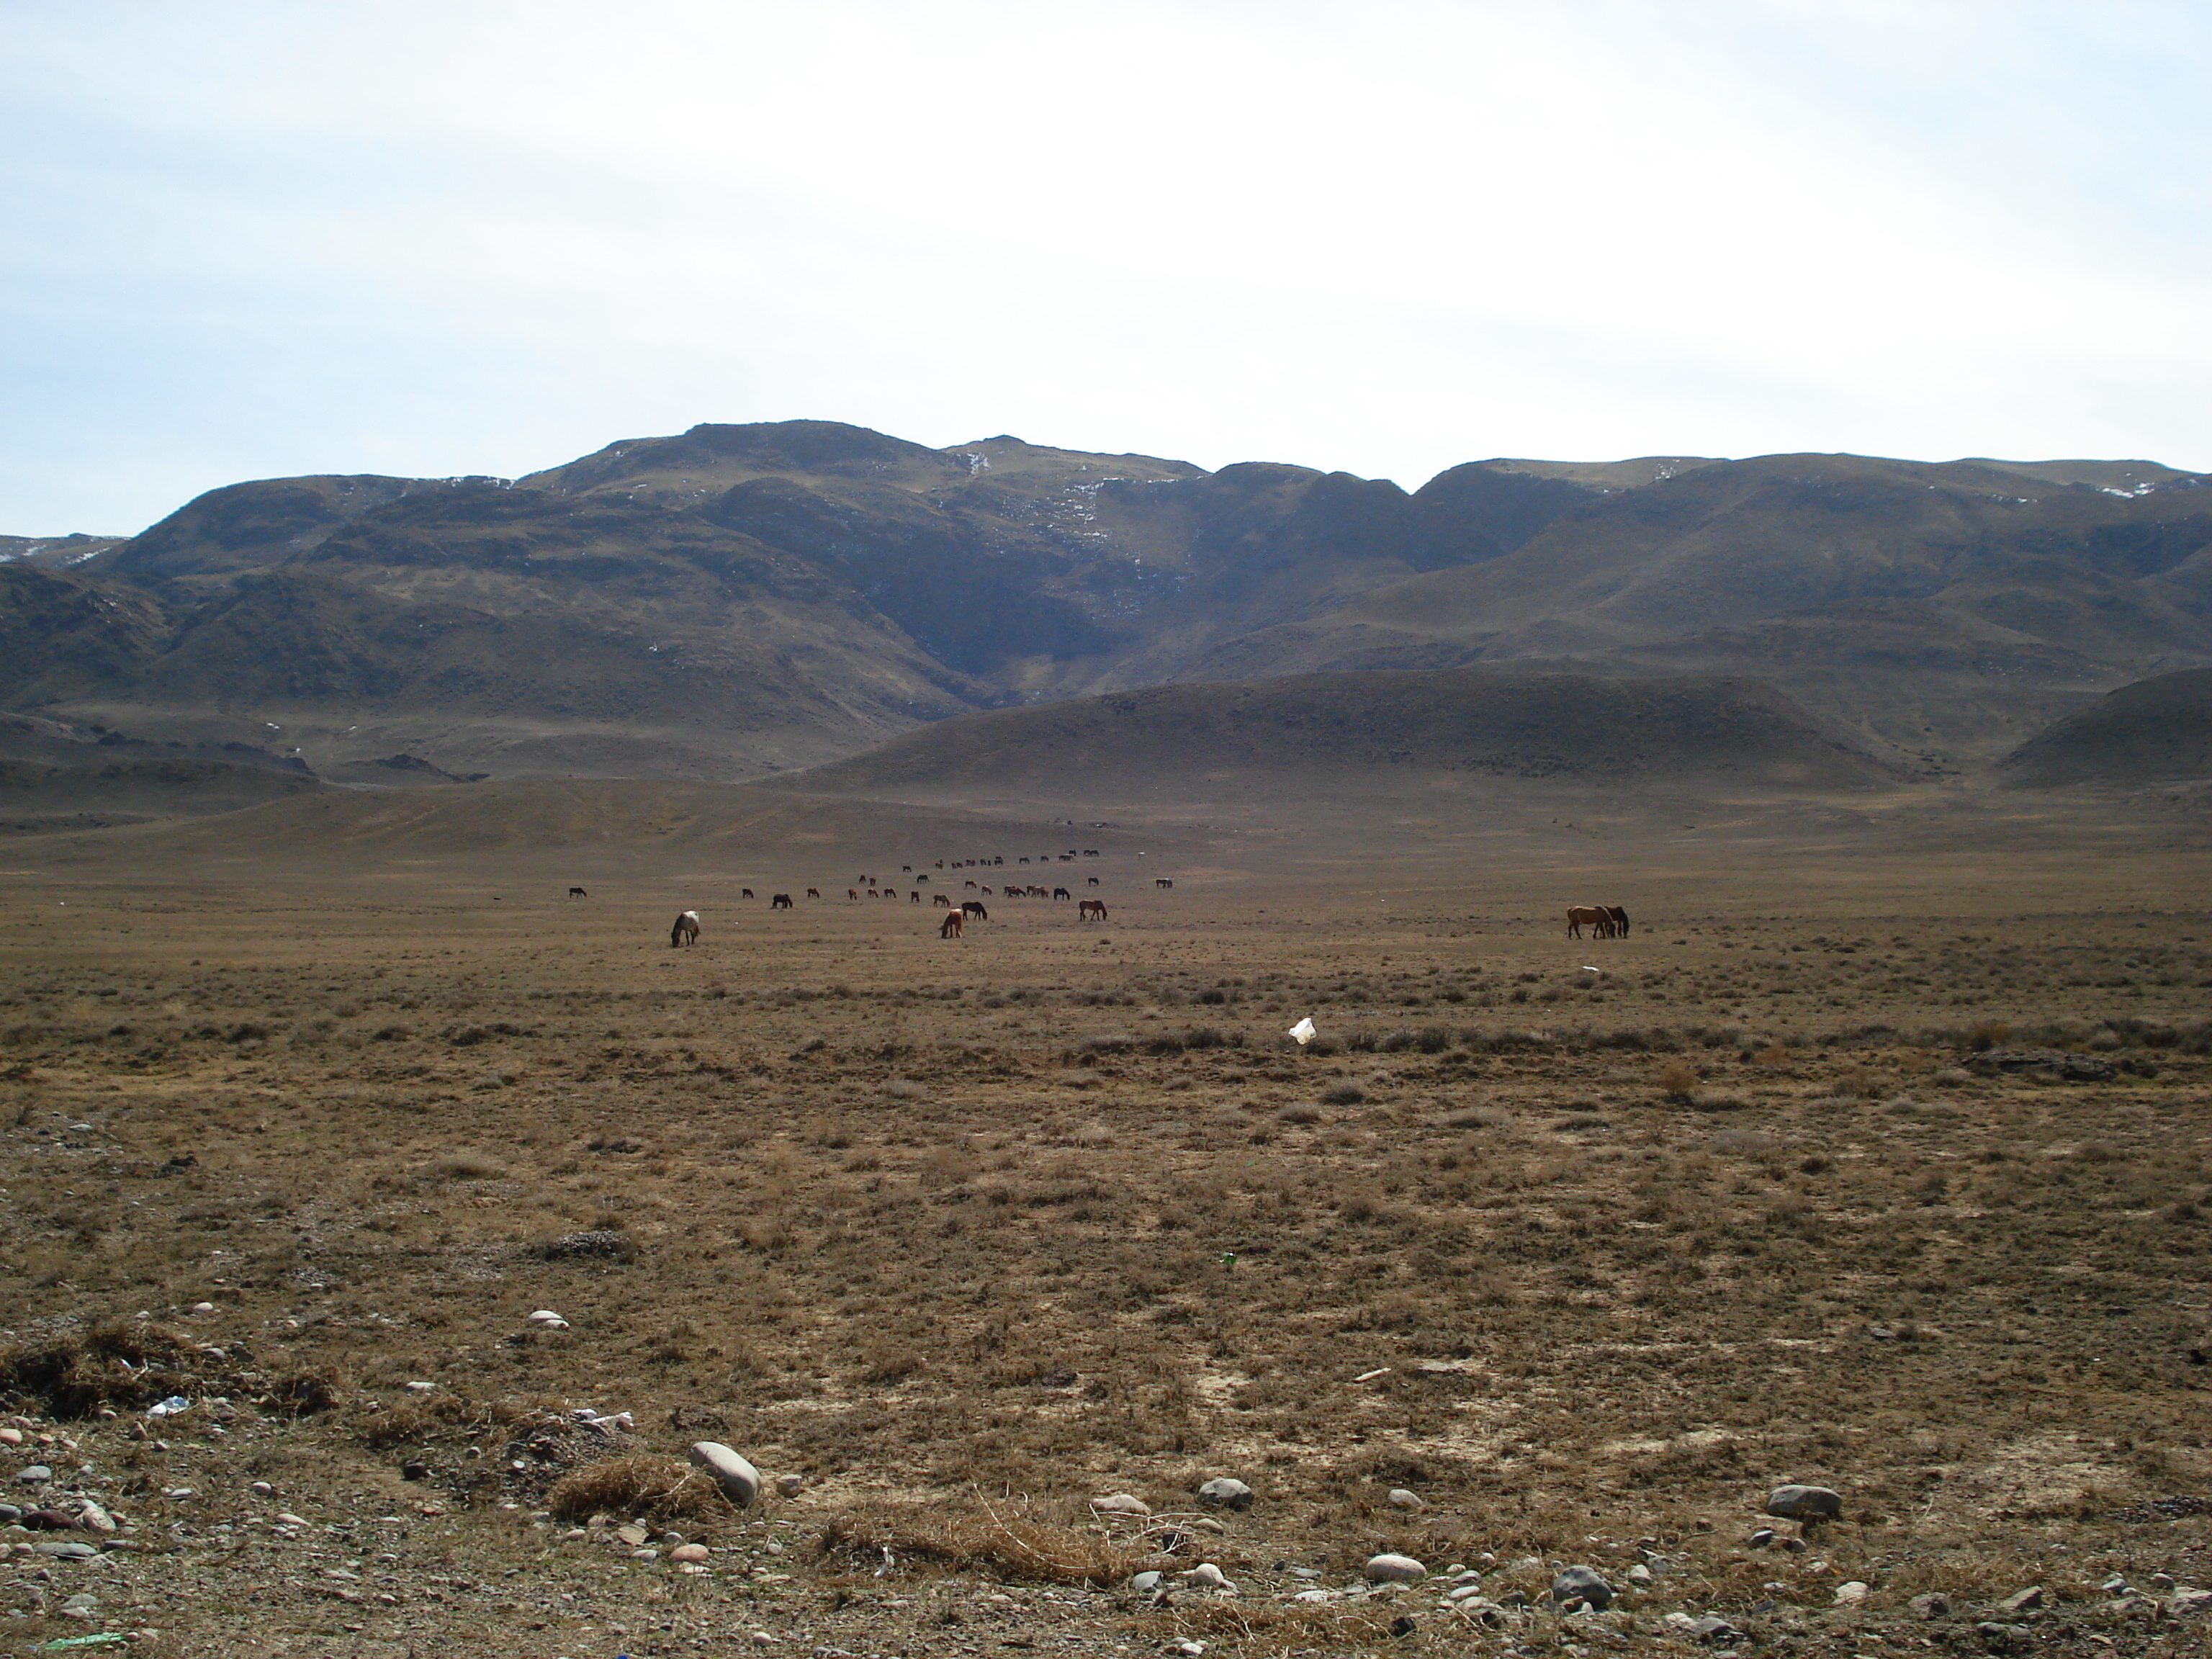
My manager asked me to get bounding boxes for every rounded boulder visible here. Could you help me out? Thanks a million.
[688,1442,760,1506]
[1766,1484,1843,1519]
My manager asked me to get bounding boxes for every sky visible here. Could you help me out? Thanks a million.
[5,0,2209,534]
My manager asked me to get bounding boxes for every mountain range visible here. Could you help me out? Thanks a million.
[4,419,2208,801]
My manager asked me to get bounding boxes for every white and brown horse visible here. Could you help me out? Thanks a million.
[670,909,701,947]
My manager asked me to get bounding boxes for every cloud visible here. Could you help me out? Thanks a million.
[3,0,2208,531]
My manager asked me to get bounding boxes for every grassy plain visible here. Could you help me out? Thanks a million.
[0,779,2208,1658]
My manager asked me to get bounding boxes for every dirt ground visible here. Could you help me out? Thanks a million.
[1,781,2208,1658]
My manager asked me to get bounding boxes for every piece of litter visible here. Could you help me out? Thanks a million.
[145,1396,190,1419]
[1287,1016,1316,1045]
[1581,966,1599,973]
[1354,1367,1392,1382]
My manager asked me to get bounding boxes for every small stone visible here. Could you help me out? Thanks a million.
[775,1474,805,1498]
[688,1442,760,1506]
[1128,1570,1164,1593]
[1835,1581,1869,1604]
[191,1302,214,1313]
[1448,1582,1487,1602]
[616,1524,649,1546]
[77,1501,114,1533]
[1183,1563,1230,1588]
[1090,1493,1151,1517]
[1910,1592,1952,1618]
[1552,1566,1614,1609]
[2149,1573,2176,1593]
[1196,1476,1254,1511]
[1171,1643,1205,1658]
[1748,1528,1776,1548]
[671,1542,710,1563]
[0,1428,19,1445]
[274,1512,307,1527]
[1389,1614,1417,1638]
[15,1465,51,1484]
[2170,1589,2212,1615]
[1686,1615,1741,1644]
[163,1487,197,1501]
[34,1539,98,1560]
[0,1503,18,1521]
[1977,1622,2033,1648]
[1190,1516,1226,1533]
[1366,1553,1428,1583]
[21,1508,78,1530]
[632,1547,659,1562]
[1388,1488,1424,1509]
[1766,1484,1843,1519]
[527,1309,568,1326]
[404,1380,435,1393]
[1626,1563,1653,1584]
[1780,1535,1807,1553]
[1998,1586,2043,1614]
[249,1481,275,1498]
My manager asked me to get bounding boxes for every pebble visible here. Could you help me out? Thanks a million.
[16,1465,51,1484]
[616,1524,650,1546]
[164,1487,197,1501]
[274,1512,307,1527]
[1998,1586,2043,1614]
[1552,1566,1614,1609]
[1909,1592,1950,1619]
[1447,1583,1487,1602]
[1128,1571,1163,1593]
[250,1481,276,1498]
[1387,1488,1423,1509]
[2149,1573,2177,1593]
[1365,1553,1427,1583]
[0,1428,19,1445]
[34,1540,98,1560]
[1170,1643,1205,1658]
[1766,1484,1843,1519]
[1182,1563,1231,1590]
[1089,1493,1150,1516]
[1748,1528,1776,1549]
[775,1474,805,1498]
[671,1543,710,1563]
[22,1509,78,1530]
[0,1503,17,1522]
[632,1547,659,1562]
[1625,1563,1653,1584]
[191,1302,214,1313]
[1835,1581,1869,1604]
[404,1381,436,1393]
[1976,1622,2033,1648]
[1196,1476,1253,1511]
[688,1442,761,1506]
[78,1501,115,1533]
[527,1309,570,1328]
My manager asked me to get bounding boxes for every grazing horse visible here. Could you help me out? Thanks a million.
[568,886,588,898]
[741,888,754,899]
[1053,886,1071,901]
[848,889,860,900]
[1079,898,1107,920]
[1087,876,1100,886]
[962,900,988,921]
[933,893,953,907]
[939,909,965,939]
[909,891,920,903]
[1606,906,1630,937]
[1565,905,1610,939]
[670,910,701,948]
[1156,878,1174,889]
[806,888,822,900]
[770,892,793,909]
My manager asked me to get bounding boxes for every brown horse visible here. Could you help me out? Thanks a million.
[939,909,965,939]
[1079,899,1107,920]
[1606,906,1630,938]
[670,910,701,947]
[1566,905,1610,938]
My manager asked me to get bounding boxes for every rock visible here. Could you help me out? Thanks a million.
[616,1524,650,1546]
[1970,1048,2115,1082]
[404,1380,436,1393]
[775,1474,805,1498]
[33,1539,98,1560]
[1128,1571,1164,1593]
[1766,1485,1843,1519]
[0,1428,19,1445]
[632,1547,659,1562]
[1686,1615,1742,1645]
[77,1501,115,1533]
[1196,1476,1254,1511]
[1976,1622,2033,1648]
[1625,1563,1653,1584]
[1447,1582,1487,1602]
[2170,1588,2212,1616]
[1190,1515,1226,1533]
[249,1481,275,1498]
[1552,1566,1614,1609]
[1748,1528,1776,1548]
[1911,1592,1952,1618]
[1171,1643,1205,1658]
[688,1442,761,1506]
[527,1309,569,1327]
[1389,1614,1417,1638]
[2149,1573,2177,1593]
[60,1592,99,1621]
[1387,1488,1424,1509]
[190,1301,215,1313]
[274,1511,307,1527]
[1366,1553,1428,1583]
[1835,1581,1869,1604]
[671,1543,710,1563]
[0,1503,18,1521]
[1182,1563,1231,1589]
[21,1508,78,1530]
[1089,1493,1151,1517]
[15,1465,51,1484]
[1496,1590,1529,1609]
[1998,1586,2044,1614]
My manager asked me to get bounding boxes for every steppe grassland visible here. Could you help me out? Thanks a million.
[1,828,2209,1645]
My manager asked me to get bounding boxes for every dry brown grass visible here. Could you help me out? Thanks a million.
[543,1452,742,1525]
[819,1497,1143,1585]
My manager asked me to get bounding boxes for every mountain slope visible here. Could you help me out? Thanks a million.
[1995,667,2212,787]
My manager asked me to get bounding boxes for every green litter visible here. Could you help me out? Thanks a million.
[38,1637,130,1651]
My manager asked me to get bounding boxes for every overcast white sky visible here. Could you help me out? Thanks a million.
[5,0,2208,533]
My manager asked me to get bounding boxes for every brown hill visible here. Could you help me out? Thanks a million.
[0,711,320,831]
[1995,667,2212,787]
[778,666,1912,806]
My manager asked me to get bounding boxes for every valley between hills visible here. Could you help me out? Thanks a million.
[0,423,2208,1658]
